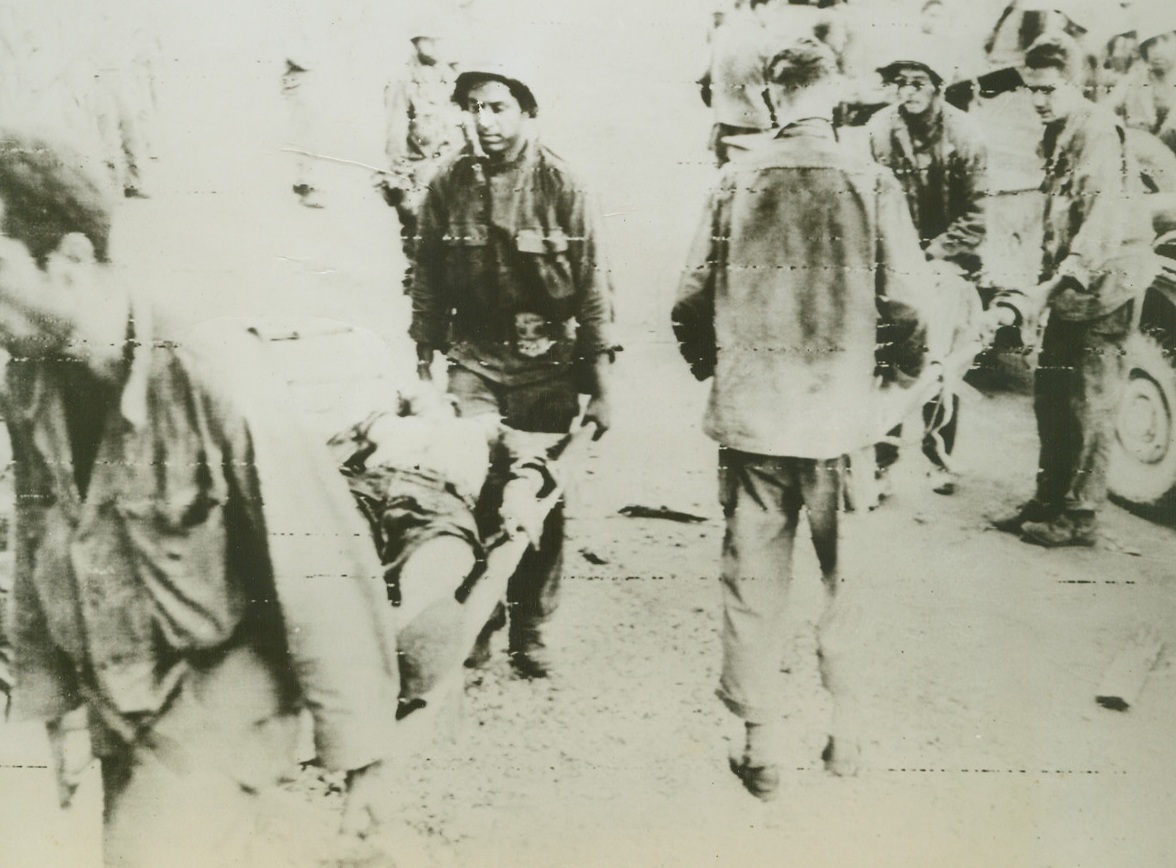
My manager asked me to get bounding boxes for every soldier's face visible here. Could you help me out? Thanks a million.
[892,68,936,116]
[1022,66,1082,124]
[1142,32,1176,75]
[465,81,525,157]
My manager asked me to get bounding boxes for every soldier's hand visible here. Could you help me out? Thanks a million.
[500,474,547,547]
[582,393,612,441]
[980,304,1018,345]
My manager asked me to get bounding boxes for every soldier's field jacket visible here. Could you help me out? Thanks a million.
[410,139,617,388]
[2,307,399,772]
[867,99,988,274]
[996,101,1156,323]
[674,118,935,460]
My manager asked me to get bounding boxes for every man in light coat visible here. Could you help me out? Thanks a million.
[674,36,934,800]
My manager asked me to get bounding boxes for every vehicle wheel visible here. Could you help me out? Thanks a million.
[1109,331,1176,509]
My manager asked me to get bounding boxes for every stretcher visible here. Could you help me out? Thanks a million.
[845,266,987,511]
[245,317,581,747]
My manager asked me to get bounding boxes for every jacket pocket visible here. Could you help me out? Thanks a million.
[443,222,489,296]
[117,484,245,650]
[516,228,575,303]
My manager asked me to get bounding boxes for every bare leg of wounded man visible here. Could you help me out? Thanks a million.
[395,467,549,705]
[394,536,478,708]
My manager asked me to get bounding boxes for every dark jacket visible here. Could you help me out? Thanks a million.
[867,99,988,274]
[410,138,617,387]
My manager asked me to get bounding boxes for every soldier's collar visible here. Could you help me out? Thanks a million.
[775,116,836,139]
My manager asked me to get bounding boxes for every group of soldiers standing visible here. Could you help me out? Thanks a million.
[684,0,1170,797]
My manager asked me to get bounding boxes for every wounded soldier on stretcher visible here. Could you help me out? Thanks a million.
[326,385,558,716]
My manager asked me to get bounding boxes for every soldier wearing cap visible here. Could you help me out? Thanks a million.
[867,46,989,495]
[409,61,618,678]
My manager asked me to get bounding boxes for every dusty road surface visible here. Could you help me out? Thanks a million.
[2,1,1176,866]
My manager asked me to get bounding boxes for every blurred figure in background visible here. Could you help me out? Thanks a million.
[1091,3,1141,104]
[1110,5,1176,155]
[985,2,1108,96]
[380,20,465,289]
[699,0,776,166]
[281,3,341,211]
[282,55,325,208]
[90,57,153,199]
[868,48,988,495]
[985,1,1062,69]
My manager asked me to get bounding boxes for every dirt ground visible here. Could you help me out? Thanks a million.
[2,1,1176,866]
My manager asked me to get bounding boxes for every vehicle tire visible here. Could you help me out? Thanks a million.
[1109,331,1176,510]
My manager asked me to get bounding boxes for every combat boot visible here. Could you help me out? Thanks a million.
[728,722,782,800]
[1021,511,1097,548]
[508,623,552,679]
[990,499,1055,534]
[464,603,506,669]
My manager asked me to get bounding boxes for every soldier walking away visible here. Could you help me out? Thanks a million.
[410,59,618,679]
[988,34,1158,546]
[0,131,404,866]
[868,45,989,495]
[674,37,935,800]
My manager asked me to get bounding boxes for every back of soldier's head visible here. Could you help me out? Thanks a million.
[765,36,838,93]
